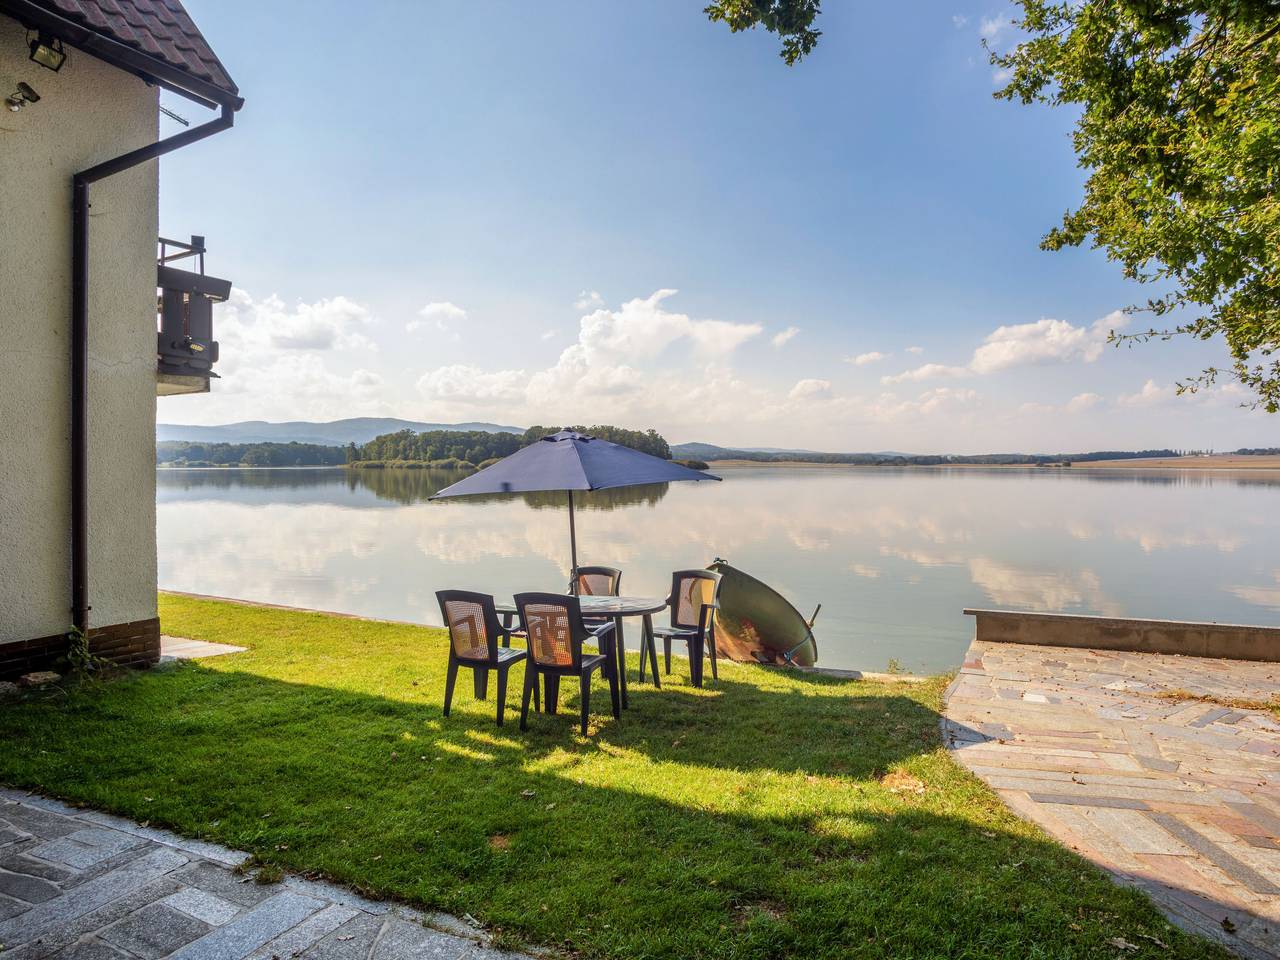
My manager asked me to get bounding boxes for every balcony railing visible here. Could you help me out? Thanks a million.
[156,235,230,396]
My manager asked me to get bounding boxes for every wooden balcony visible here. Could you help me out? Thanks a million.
[156,235,230,397]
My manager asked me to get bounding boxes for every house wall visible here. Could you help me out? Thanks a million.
[0,16,160,669]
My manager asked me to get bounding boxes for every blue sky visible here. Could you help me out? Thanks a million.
[156,1,1273,452]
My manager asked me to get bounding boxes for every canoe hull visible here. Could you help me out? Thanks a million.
[707,559,818,667]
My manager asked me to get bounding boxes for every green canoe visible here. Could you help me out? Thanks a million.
[707,558,819,667]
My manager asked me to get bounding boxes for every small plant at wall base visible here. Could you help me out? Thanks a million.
[60,625,112,680]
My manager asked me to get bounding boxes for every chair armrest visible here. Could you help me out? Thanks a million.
[697,603,718,633]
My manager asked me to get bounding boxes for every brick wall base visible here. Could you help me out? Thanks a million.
[0,617,161,681]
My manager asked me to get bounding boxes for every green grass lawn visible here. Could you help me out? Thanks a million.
[0,594,1226,959]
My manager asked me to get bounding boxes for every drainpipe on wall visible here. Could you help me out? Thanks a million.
[70,101,235,636]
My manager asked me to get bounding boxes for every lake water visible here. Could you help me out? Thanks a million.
[157,465,1280,673]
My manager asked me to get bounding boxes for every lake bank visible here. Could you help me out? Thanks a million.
[709,455,1280,470]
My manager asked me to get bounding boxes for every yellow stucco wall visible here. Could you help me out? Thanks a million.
[0,16,159,641]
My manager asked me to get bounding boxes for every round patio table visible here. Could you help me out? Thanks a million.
[497,596,667,709]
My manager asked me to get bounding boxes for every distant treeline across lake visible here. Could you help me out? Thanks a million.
[157,425,676,470]
[158,432,1280,470]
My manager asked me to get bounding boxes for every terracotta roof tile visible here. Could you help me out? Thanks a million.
[24,0,237,98]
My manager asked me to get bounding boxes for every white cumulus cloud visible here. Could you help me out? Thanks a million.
[788,378,831,401]
[881,363,970,385]
[408,300,468,335]
[413,289,763,424]
[1066,392,1102,413]
[979,13,1009,40]
[772,326,801,349]
[849,351,888,366]
[417,365,527,405]
[882,311,1125,384]
[1117,379,1173,407]
[215,290,377,352]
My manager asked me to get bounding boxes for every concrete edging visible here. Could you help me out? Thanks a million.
[964,608,1280,662]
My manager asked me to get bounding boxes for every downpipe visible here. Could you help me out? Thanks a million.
[70,102,234,634]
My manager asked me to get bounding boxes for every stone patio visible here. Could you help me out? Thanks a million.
[944,640,1280,959]
[0,790,525,959]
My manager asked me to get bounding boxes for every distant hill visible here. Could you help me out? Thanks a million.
[671,442,853,461]
[157,418,523,446]
[672,442,1187,466]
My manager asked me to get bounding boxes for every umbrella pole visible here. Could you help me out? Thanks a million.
[567,490,579,594]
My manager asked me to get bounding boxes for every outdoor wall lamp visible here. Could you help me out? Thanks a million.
[5,82,40,112]
[28,32,67,72]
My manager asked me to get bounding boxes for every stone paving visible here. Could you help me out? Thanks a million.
[944,640,1280,959]
[0,790,525,959]
[158,636,246,663]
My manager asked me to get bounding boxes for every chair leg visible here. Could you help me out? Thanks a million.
[690,638,703,688]
[707,627,718,681]
[604,654,620,717]
[443,657,458,717]
[495,665,509,727]
[579,672,591,736]
[474,667,489,700]
[645,619,661,689]
[663,637,672,675]
[637,635,646,682]
[546,675,560,714]
[533,669,541,711]
[520,665,535,731]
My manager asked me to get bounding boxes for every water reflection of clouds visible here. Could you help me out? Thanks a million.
[879,546,1121,615]
[1227,573,1280,612]
[158,465,1280,672]
[967,558,1121,617]
[1111,524,1246,554]
[1024,515,1247,553]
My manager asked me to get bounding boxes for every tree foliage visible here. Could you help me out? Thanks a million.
[704,0,822,64]
[156,441,346,467]
[354,430,524,466]
[991,1,1280,410]
[521,425,671,459]
[352,425,672,466]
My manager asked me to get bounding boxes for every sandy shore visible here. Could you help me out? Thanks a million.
[709,455,1280,470]
[1085,454,1280,470]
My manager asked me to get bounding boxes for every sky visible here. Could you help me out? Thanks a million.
[155,1,1276,453]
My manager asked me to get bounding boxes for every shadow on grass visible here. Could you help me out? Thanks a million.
[0,656,1237,960]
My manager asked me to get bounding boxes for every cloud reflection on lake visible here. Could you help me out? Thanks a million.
[158,465,1280,672]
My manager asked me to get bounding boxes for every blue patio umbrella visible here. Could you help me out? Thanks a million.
[430,431,720,589]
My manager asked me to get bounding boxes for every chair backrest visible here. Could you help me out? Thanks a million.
[574,565,622,597]
[435,590,501,663]
[515,592,589,669]
[668,570,721,631]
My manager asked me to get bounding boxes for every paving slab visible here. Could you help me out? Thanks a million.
[0,793,530,959]
[99,901,212,959]
[159,636,247,662]
[945,640,1280,960]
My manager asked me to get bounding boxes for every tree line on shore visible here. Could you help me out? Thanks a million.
[157,440,346,467]
[690,448,1186,467]
[346,425,671,469]
[157,435,1279,470]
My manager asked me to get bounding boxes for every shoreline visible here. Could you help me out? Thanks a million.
[156,456,1280,473]
[709,454,1280,471]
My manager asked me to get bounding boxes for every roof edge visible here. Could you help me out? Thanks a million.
[0,0,243,110]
